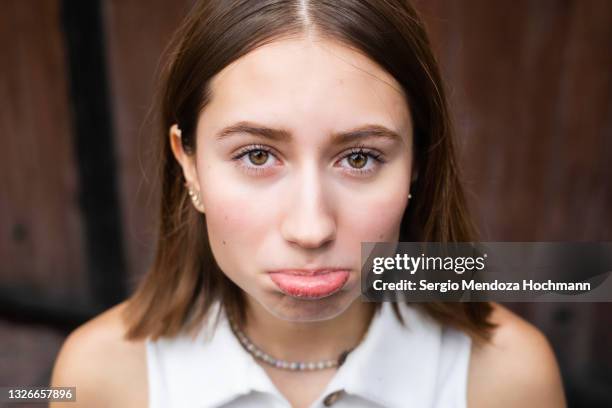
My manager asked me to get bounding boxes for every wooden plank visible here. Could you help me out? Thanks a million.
[0,0,87,302]
[0,318,64,386]
[416,0,612,241]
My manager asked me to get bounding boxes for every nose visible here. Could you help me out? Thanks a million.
[280,162,336,250]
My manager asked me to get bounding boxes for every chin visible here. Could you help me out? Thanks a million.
[257,289,359,322]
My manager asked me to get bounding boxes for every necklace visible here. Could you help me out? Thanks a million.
[228,314,354,371]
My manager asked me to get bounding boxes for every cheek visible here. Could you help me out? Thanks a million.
[337,168,410,245]
[340,191,408,244]
[199,172,274,279]
[198,157,271,237]
[204,190,265,239]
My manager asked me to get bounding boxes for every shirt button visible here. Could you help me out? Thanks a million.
[323,389,345,406]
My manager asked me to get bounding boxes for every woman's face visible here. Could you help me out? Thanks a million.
[173,37,413,321]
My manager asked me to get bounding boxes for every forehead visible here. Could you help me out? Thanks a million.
[199,37,412,141]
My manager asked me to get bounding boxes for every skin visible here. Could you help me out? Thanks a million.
[50,36,566,408]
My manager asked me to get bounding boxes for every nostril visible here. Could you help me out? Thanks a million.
[288,233,335,250]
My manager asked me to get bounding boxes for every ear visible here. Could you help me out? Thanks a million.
[169,123,204,188]
[410,156,419,184]
[411,169,419,184]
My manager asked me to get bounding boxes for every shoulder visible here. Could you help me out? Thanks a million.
[467,303,566,408]
[49,301,148,408]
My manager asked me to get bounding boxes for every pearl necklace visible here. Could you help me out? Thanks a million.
[228,315,354,371]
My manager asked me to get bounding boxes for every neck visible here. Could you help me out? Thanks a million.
[239,297,377,363]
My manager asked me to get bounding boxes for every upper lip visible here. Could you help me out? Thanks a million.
[268,268,349,276]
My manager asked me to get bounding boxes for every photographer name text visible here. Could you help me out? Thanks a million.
[372,279,591,292]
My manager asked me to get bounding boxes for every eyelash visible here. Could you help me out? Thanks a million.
[230,144,386,177]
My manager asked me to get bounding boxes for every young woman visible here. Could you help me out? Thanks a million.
[51,1,566,407]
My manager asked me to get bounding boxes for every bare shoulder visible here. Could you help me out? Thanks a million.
[467,303,566,408]
[49,301,147,408]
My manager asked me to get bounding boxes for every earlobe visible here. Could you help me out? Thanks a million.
[408,169,417,201]
[185,182,206,213]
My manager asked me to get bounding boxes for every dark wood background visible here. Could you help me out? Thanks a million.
[1,1,610,406]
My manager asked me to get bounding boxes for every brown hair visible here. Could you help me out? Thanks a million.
[123,0,495,342]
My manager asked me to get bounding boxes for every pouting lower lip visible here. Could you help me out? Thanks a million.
[268,270,350,299]
[267,268,349,276]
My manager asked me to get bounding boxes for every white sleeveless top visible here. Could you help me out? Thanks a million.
[146,302,472,408]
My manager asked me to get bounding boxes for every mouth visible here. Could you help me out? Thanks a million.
[267,268,351,300]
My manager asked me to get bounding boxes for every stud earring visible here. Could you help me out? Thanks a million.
[408,193,413,199]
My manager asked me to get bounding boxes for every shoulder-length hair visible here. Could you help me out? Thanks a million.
[123,0,495,342]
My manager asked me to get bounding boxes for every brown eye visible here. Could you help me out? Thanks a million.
[347,153,368,169]
[248,150,269,165]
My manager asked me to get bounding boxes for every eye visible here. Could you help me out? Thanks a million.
[231,144,386,177]
[337,146,386,176]
[231,144,280,175]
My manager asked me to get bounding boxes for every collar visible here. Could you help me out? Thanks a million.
[154,301,445,408]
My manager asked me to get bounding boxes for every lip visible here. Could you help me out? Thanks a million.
[268,268,347,276]
[268,268,351,299]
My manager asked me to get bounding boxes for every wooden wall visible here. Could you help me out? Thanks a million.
[0,0,87,306]
[0,0,610,406]
[415,0,612,242]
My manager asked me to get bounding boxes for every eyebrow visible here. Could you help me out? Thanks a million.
[215,121,404,144]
